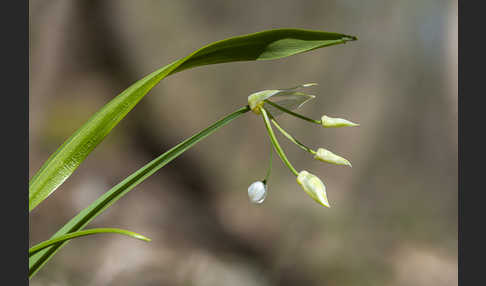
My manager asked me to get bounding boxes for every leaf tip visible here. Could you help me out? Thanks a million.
[343,35,358,41]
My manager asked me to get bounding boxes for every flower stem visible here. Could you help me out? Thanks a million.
[263,146,273,184]
[270,117,316,155]
[260,107,299,176]
[264,100,321,125]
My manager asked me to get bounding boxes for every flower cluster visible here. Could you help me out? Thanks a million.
[246,84,359,207]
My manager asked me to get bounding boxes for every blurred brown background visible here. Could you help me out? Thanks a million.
[29,0,457,285]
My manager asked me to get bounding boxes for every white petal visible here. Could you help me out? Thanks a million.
[248,181,267,204]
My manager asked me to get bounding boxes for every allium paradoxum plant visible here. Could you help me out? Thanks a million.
[29,29,359,280]
[246,84,359,207]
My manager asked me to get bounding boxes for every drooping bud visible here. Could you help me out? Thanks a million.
[296,170,330,208]
[248,181,267,204]
[314,148,352,167]
[321,115,359,127]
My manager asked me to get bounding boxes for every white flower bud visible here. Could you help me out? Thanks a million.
[321,115,359,127]
[248,181,267,204]
[314,148,352,167]
[296,170,330,208]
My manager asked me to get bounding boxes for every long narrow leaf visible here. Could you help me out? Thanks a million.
[29,228,150,257]
[29,28,356,211]
[29,106,250,278]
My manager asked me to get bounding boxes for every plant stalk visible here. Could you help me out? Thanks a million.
[264,100,321,125]
[260,107,299,176]
[29,105,250,278]
[270,117,316,154]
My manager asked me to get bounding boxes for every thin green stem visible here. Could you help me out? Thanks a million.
[29,228,151,257]
[263,146,273,184]
[270,117,316,155]
[29,105,251,279]
[264,100,321,125]
[260,107,299,176]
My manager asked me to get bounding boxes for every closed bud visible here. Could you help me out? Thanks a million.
[296,170,330,208]
[248,181,267,204]
[321,115,359,127]
[314,148,352,167]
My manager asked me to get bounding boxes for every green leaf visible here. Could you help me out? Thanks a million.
[29,228,150,257]
[29,106,250,278]
[29,28,356,212]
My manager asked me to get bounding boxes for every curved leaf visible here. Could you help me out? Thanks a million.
[29,106,250,278]
[29,28,356,211]
[29,228,150,257]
